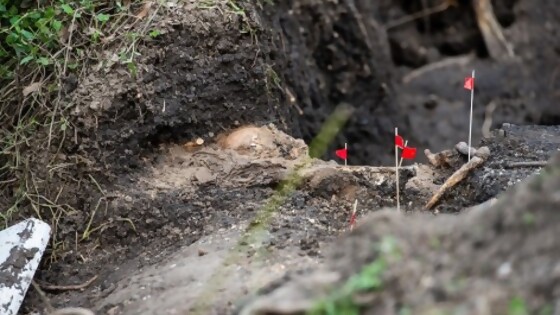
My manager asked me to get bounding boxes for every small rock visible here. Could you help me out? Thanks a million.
[496,261,512,278]
[475,146,491,159]
[89,101,100,110]
[455,142,477,157]
[194,167,216,184]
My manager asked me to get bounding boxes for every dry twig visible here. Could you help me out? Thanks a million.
[386,0,457,30]
[503,161,548,168]
[472,0,515,59]
[402,53,474,84]
[425,146,491,209]
[482,101,497,138]
[39,275,98,291]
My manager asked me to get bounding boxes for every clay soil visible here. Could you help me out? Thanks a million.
[5,0,560,314]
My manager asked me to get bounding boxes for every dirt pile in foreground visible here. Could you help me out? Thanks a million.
[18,123,559,315]
[239,151,560,315]
[4,0,559,313]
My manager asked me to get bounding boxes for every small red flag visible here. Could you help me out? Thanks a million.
[335,148,348,160]
[395,135,405,148]
[401,146,417,160]
[464,77,474,90]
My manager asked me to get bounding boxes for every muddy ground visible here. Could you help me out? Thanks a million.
[20,122,560,315]
[4,0,560,314]
[240,147,560,315]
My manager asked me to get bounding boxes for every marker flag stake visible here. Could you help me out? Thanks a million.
[344,142,348,166]
[467,70,475,162]
[395,127,400,212]
[349,199,358,231]
[399,140,408,168]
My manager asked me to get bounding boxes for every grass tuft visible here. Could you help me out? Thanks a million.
[307,236,400,315]
[0,0,162,260]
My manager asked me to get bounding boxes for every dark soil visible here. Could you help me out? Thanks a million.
[5,0,560,314]
[239,151,560,315]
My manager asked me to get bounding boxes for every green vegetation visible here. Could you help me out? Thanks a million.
[0,0,162,261]
[508,297,528,315]
[307,236,401,315]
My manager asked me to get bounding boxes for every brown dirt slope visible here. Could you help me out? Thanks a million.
[20,123,559,315]
[5,0,560,313]
[239,147,560,315]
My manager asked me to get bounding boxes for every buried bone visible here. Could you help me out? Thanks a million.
[425,146,491,210]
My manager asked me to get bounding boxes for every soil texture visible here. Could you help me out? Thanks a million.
[4,0,560,314]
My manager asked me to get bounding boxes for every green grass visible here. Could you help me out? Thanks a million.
[0,0,163,260]
[508,297,528,315]
[307,236,400,315]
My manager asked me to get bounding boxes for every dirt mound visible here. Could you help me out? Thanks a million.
[5,0,560,314]
[238,151,560,315]
[25,124,411,314]
[18,123,557,315]
[69,2,299,175]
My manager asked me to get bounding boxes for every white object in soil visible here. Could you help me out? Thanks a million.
[0,218,51,315]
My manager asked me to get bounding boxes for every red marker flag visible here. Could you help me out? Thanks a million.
[401,146,417,160]
[395,135,405,149]
[335,148,348,160]
[464,76,474,90]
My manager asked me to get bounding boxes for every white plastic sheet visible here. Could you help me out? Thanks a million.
[0,218,51,315]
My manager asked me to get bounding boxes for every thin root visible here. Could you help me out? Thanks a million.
[386,0,457,30]
[472,0,515,59]
[39,275,98,291]
[402,53,474,84]
[504,161,548,168]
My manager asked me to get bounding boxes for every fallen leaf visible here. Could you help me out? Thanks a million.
[23,82,42,96]
[135,1,153,20]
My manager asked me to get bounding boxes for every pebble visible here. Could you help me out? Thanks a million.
[455,141,477,156]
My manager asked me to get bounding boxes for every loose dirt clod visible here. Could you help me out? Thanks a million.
[183,138,205,152]
[425,146,491,209]
[424,148,455,168]
[39,275,98,292]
